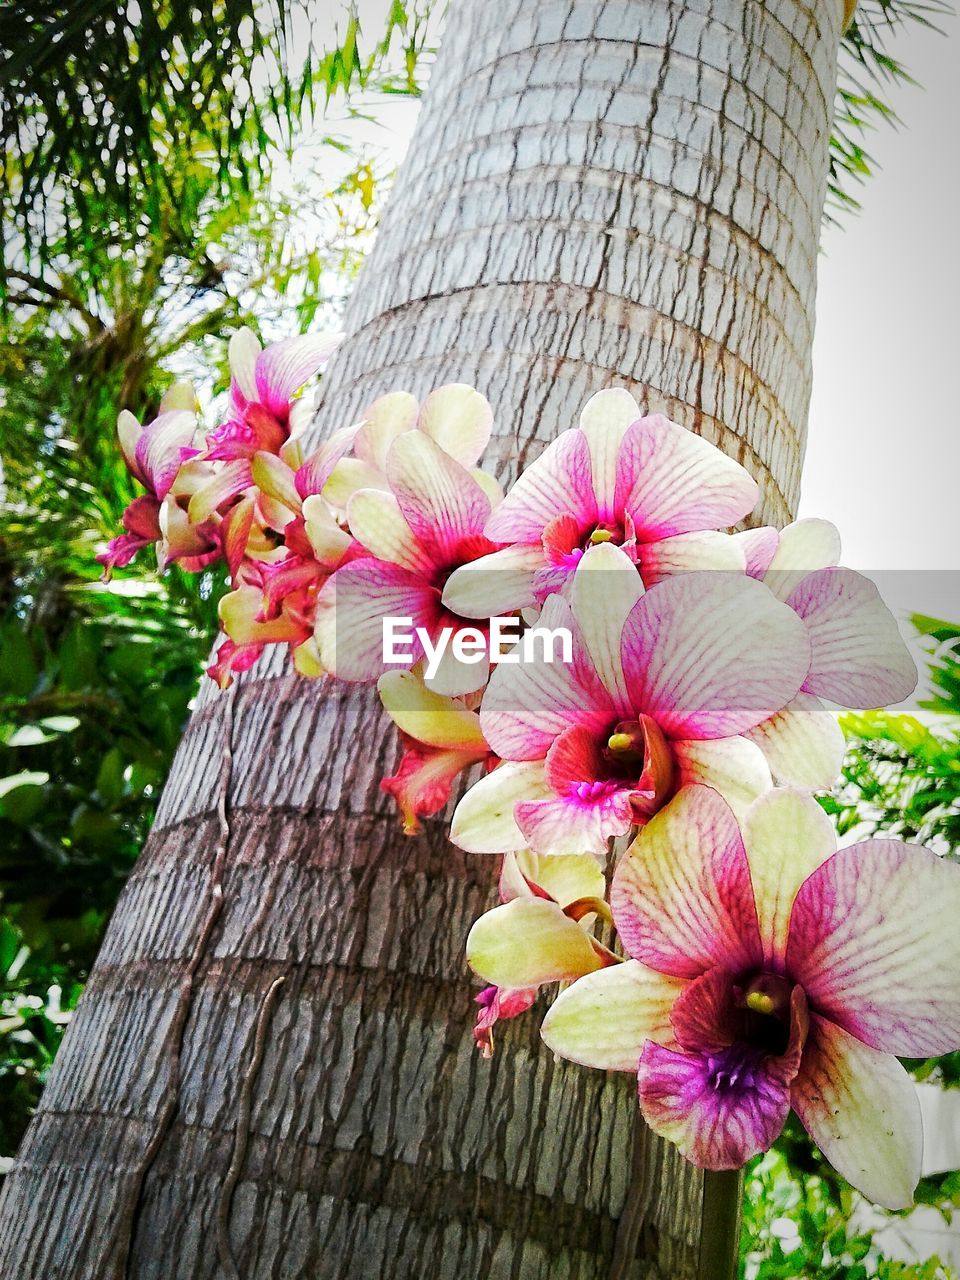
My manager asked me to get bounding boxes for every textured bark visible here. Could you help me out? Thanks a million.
[0,2,843,1277]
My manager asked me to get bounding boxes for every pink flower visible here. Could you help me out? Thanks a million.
[467,850,616,1057]
[451,543,810,856]
[203,326,341,461]
[315,386,505,696]
[541,786,960,1208]
[442,389,757,619]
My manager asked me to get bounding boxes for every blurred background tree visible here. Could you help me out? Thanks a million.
[0,2,956,1276]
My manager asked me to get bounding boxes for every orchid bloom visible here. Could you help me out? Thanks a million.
[377,669,493,834]
[451,543,812,857]
[203,326,341,461]
[98,384,218,575]
[315,385,507,696]
[541,786,960,1208]
[466,850,615,1056]
[735,518,917,789]
[442,389,757,620]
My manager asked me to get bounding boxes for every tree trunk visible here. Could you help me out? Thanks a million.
[0,2,843,1277]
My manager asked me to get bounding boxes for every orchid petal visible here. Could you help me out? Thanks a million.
[480,595,616,760]
[470,467,504,509]
[466,898,602,989]
[484,430,596,542]
[578,388,641,522]
[571,543,643,716]
[788,567,918,707]
[301,495,352,568]
[510,850,606,907]
[420,632,491,699]
[618,415,759,538]
[742,788,836,969]
[418,383,493,467]
[255,331,340,417]
[441,544,543,618]
[353,391,419,470]
[672,736,772,820]
[450,761,551,853]
[295,423,360,498]
[612,786,762,978]
[229,327,261,402]
[516,786,633,857]
[251,451,301,513]
[742,692,845,790]
[620,572,811,739]
[158,381,197,414]
[792,1016,921,1209]
[732,526,779,578]
[541,960,684,1070]
[186,458,252,525]
[347,488,431,570]
[314,560,440,681]
[322,456,391,511]
[636,530,746,587]
[762,518,841,601]
[117,409,144,479]
[135,409,198,499]
[387,431,491,554]
[787,839,960,1056]
[377,669,487,751]
[638,1039,791,1171]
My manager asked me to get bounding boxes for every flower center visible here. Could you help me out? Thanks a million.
[733,973,794,1056]
[602,715,675,816]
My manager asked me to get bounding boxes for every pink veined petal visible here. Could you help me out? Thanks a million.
[792,1015,922,1210]
[186,459,253,525]
[117,410,144,481]
[788,567,918,708]
[442,544,544,619]
[620,571,811,740]
[479,595,616,761]
[637,1040,792,1171]
[742,788,836,970]
[617,415,759,539]
[386,431,491,557]
[347,488,432,571]
[762,518,842,602]
[732,527,780,578]
[636,530,746,587]
[541,960,686,1071]
[135,410,198,499]
[571,543,644,716]
[742,692,846,790]
[514,783,634,855]
[611,786,763,979]
[578,387,641,523]
[450,760,552,854]
[786,839,960,1056]
[484,429,596,543]
[671,735,772,821]
[228,327,261,404]
[353,391,419,470]
[417,383,493,468]
[313,559,441,681]
[295,424,360,498]
[254,332,339,417]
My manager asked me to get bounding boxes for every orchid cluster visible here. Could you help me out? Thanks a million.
[102,328,960,1209]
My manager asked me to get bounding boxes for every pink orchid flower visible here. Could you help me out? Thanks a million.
[736,518,917,791]
[203,326,341,462]
[315,386,506,696]
[98,386,218,575]
[442,389,757,620]
[542,786,960,1208]
[467,850,615,1057]
[451,543,810,857]
[377,670,493,834]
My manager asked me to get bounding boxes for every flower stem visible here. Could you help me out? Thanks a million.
[698,1168,744,1280]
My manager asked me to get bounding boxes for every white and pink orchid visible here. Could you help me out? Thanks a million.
[451,542,809,857]
[540,786,960,1207]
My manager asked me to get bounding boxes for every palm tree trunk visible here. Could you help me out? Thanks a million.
[0,2,844,1276]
